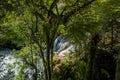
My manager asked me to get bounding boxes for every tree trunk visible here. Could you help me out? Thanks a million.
[45,26,52,80]
[115,51,120,80]
[46,46,51,80]
[87,33,100,80]
[111,25,114,50]
[38,44,48,80]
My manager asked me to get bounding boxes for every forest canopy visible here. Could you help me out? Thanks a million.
[0,0,120,80]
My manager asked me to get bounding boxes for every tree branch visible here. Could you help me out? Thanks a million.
[49,0,59,11]
[48,0,59,17]
[33,11,45,21]
[60,0,80,15]
[62,0,96,24]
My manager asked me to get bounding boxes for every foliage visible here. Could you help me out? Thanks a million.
[0,0,120,80]
[13,44,44,80]
[53,53,86,80]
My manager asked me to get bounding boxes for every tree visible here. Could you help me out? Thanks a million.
[15,0,97,80]
[2,0,116,80]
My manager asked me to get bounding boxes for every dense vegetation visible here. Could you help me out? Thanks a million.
[0,0,120,80]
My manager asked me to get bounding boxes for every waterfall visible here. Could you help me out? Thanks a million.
[53,35,76,56]
[0,51,15,80]
[0,35,76,80]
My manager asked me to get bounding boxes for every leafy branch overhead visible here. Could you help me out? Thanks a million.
[24,0,96,24]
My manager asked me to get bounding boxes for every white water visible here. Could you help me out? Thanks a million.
[0,35,76,80]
